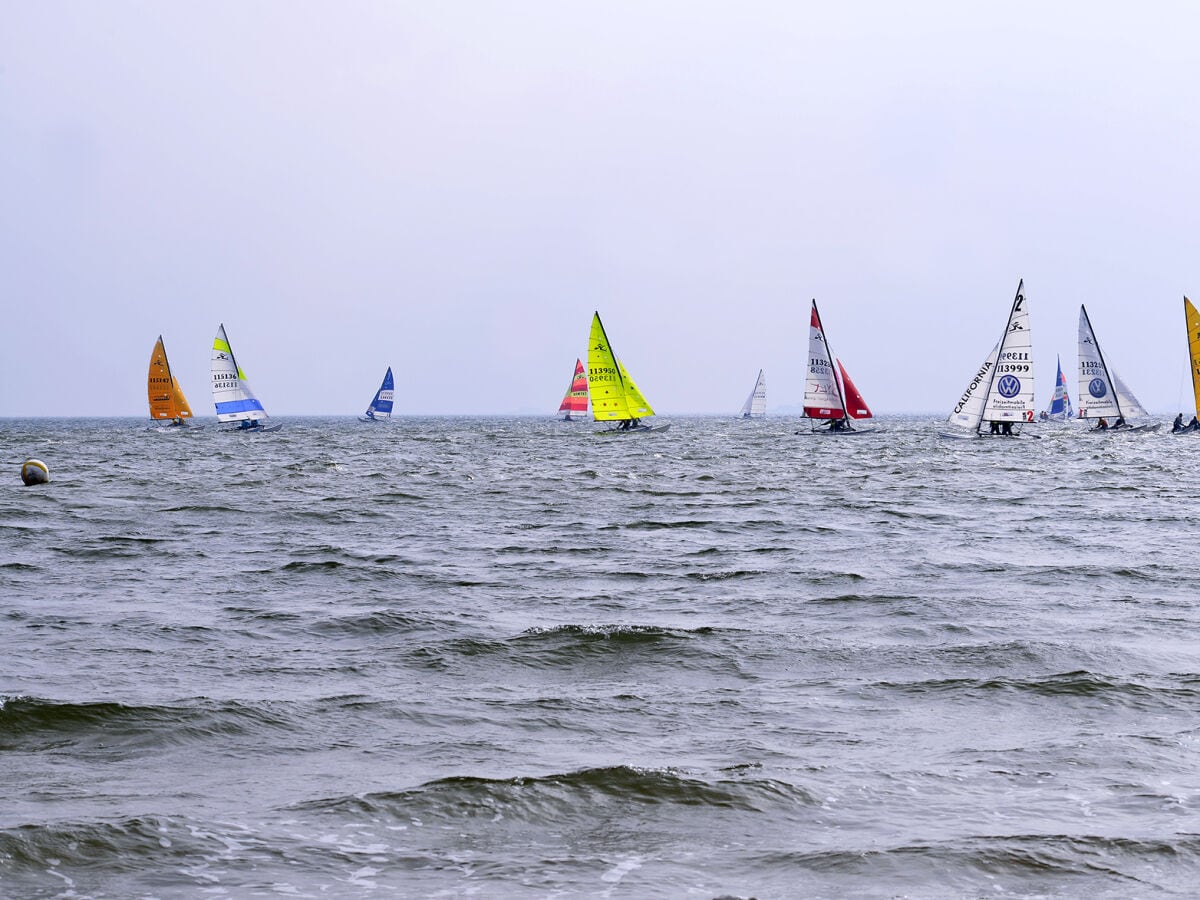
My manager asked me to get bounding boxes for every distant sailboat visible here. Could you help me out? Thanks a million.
[739,369,766,418]
[587,311,668,433]
[800,300,874,434]
[558,359,589,421]
[211,324,280,432]
[147,335,198,428]
[1042,355,1074,421]
[361,367,394,421]
[942,280,1035,438]
[1176,297,1200,434]
[1076,305,1156,432]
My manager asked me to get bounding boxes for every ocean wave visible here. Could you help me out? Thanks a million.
[0,697,293,752]
[298,765,815,821]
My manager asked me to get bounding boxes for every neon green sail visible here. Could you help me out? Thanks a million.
[587,312,655,422]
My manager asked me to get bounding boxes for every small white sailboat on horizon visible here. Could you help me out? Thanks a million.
[360,367,395,421]
[739,369,766,418]
[1076,305,1157,433]
[941,280,1035,439]
[211,324,280,432]
[798,300,874,434]
[587,311,668,433]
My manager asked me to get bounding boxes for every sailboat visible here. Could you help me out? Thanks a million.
[1041,355,1074,421]
[360,367,395,421]
[941,280,1035,438]
[211,324,280,432]
[587,311,668,433]
[799,300,874,434]
[1076,305,1156,433]
[558,359,589,421]
[147,335,199,429]
[739,369,766,418]
[1176,297,1200,434]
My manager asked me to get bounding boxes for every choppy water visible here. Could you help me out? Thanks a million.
[1,415,1198,898]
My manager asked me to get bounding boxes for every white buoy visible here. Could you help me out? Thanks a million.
[21,459,49,486]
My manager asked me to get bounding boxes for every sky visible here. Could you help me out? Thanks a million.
[4,1,1200,416]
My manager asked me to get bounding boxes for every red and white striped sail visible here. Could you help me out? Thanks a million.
[558,358,589,419]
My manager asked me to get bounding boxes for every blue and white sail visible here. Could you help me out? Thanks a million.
[211,324,268,424]
[1044,355,1074,420]
[363,367,395,420]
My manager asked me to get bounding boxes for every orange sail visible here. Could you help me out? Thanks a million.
[147,335,194,421]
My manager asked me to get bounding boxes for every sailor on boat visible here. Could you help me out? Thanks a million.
[618,417,642,431]
[239,419,259,430]
[1191,416,1200,431]
[1094,417,1108,430]
[1173,413,1185,433]
[1111,416,1127,430]
[828,416,850,432]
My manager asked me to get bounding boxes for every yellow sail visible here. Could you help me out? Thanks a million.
[147,336,194,420]
[618,360,655,417]
[1187,296,1200,415]
[587,311,656,422]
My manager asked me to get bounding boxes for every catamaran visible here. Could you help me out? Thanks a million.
[799,300,873,434]
[211,324,280,432]
[941,280,1035,438]
[360,367,394,421]
[587,311,667,433]
[1076,305,1156,432]
[1042,355,1074,421]
[558,359,589,421]
[147,335,198,428]
[739,369,766,418]
[1176,297,1200,434]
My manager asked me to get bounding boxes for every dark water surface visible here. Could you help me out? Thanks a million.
[1,416,1198,898]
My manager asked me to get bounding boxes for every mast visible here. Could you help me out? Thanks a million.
[975,279,1026,434]
[1080,305,1123,420]
[811,300,851,427]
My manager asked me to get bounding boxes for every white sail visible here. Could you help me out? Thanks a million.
[740,369,766,417]
[1112,369,1148,418]
[944,280,1033,434]
[211,324,268,424]
[803,301,845,419]
[1076,306,1148,419]
[946,342,999,431]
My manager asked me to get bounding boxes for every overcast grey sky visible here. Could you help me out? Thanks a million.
[4,2,1200,416]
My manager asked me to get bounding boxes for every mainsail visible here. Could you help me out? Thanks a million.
[587,312,655,423]
[1186,296,1200,416]
[211,324,268,424]
[1044,355,1074,420]
[1077,305,1147,420]
[740,369,766,418]
[558,359,589,420]
[147,335,194,421]
[364,367,394,420]
[945,280,1034,434]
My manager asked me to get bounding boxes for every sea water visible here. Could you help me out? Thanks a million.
[1,416,1198,898]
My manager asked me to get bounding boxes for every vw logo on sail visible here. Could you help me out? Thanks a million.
[996,375,1021,398]
[1089,378,1107,398]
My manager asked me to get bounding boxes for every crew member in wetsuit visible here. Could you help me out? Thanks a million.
[1112,416,1126,430]
[989,421,1000,434]
[1001,420,1013,436]
[1095,417,1108,430]
[1173,413,1185,433]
